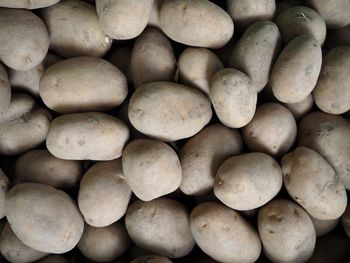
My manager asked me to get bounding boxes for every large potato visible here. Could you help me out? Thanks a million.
[210,68,257,128]
[311,216,339,237]
[5,183,84,253]
[0,169,8,220]
[131,255,172,263]
[128,82,212,141]
[0,0,60,9]
[0,63,10,114]
[313,46,350,114]
[214,152,282,211]
[228,21,281,92]
[341,203,350,238]
[190,202,261,263]
[283,94,314,120]
[78,159,131,227]
[36,255,69,263]
[0,9,49,70]
[125,198,195,258]
[180,124,243,196]
[271,35,322,103]
[258,199,316,263]
[160,0,234,48]
[46,112,129,160]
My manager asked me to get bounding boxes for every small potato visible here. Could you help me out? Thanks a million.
[328,25,350,48]
[0,93,52,156]
[128,82,212,141]
[283,94,314,120]
[178,47,223,95]
[160,0,234,48]
[190,202,261,263]
[228,21,281,92]
[130,27,175,88]
[96,0,153,40]
[46,112,129,161]
[130,255,173,263]
[125,198,195,258]
[214,152,282,211]
[258,199,316,263]
[341,203,350,238]
[40,57,127,113]
[36,255,69,263]
[271,35,322,103]
[0,0,60,9]
[282,147,347,220]
[275,6,326,45]
[78,223,131,262]
[6,183,84,253]
[311,216,339,237]
[122,139,181,201]
[0,63,10,113]
[78,159,131,227]
[313,46,350,114]
[180,124,243,196]
[107,46,132,83]
[242,103,297,157]
[0,169,8,219]
[0,9,49,70]
[210,68,257,128]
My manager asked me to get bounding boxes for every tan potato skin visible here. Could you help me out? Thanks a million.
[283,94,314,120]
[0,0,60,9]
[5,183,84,253]
[0,169,8,220]
[190,202,261,263]
[341,203,350,238]
[160,0,234,48]
[311,216,339,237]
[0,63,10,113]
[36,255,70,263]
[130,255,173,263]
[258,199,316,263]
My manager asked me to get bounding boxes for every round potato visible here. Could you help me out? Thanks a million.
[271,35,322,103]
[258,199,316,263]
[210,68,257,128]
[0,9,49,70]
[0,169,9,219]
[0,0,60,9]
[283,94,314,120]
[242,103,297,157]
[36,255,70,263]
[107,46,132,83]
[125,198,195,258]
[228,21,281,92]
[311,216,339,237]
[131,255,173,263]
[5,183,84,253]
[160,0,234,48]
[46,112,129,160]
[0,63,10,113]
[190,202,261,263]
[128,82,212,141]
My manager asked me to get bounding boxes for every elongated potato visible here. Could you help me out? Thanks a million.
[0,63,10,113]
[0,0,60,9]
[160,0,234,48]
[228,21,281,92]
[36,255,70,263]
[258,199,316,263]
[283,94,314,120]
[311,216,339,237]
[47,112,129,160]
[6,183,84,253]
[131,255,172,263]
[0,170,8,220]
[342,203,350,237]
[128,82,212,141]
[190,202,261,263]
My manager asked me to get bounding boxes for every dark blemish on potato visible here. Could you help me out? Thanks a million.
[268,230,274,234]
[293,209,299,217]
[78,139,86,146]
[201,222,207,228]
[295,12,310,21]
[284,173,291,184]
[305,64,314,76]
[268,213,283,223]
[65,137,69,145]
[103,5,109,14]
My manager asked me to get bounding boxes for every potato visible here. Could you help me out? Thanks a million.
[242,103,297,157]
[0,9,49,70]
[311,216,339,237]
[128,82,212,141]
[271,35,322,103]
[125,198,195,258]
[0,169,8,220]
[190,202,261,263]
[0,63,10,113]
[96,0,153,40]
[78,159,131,227]
[0,93,51,156]
[282,147,347,220]
[313,46,350,114]
[130,27,175,88]
[341,203,350,237]
[5,183,84,253]
[40,57,127,113]
[0,223,48,263]
[328,24,350,48]
[130,255,173,263]
[160,0,234,48]
[214,152,282,211]
[210,68,257,128]
[148,0,164,28]
[15,149,84,190]
[283,94,314,120]
[226,0,276,29]
[258,199,316,263]
[0,0,60,9]
[41,0,112,57]
[178,47,223,95]
[46,112,129,160]
[180,124,243,196]
[298,112,350,189]
[276,0,304,15]
[275,6,326,45]
[228,21,281,92]
[122,139,181,201]
[36,255,69,263]
[78,223,131,262]
[107,46,132,83]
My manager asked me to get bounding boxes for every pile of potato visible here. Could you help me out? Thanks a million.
[0,0,350,262]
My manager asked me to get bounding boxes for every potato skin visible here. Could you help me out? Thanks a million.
[5,183,84,253]
[130,255,173,263]
[0,63,10,113]
[0,170,8,220]
[46,112,129,161]
[311,216,339,237]
[283,94,314,120]
[258,199,316,263]
[160,0,234,48]
[190,202,261,263]
[0,0,60,9]
[128,82,212,141]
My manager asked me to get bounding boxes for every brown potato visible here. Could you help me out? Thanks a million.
[0,0,60,9]
[311,216,339,237]
[283,94,314,120]
[0,169,8,220]
[130,255,173,263]
[36,255,70,263]
[0,63,10,113]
